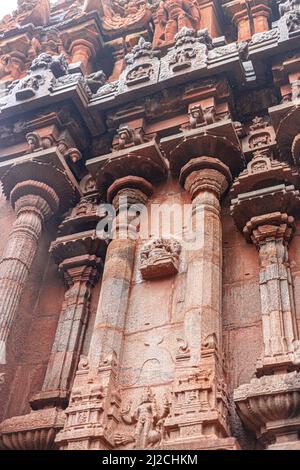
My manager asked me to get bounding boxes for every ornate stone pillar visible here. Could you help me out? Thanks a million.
[162,157,237,449]
[88,176,152,369]
[56,176,154,450]
[0,181,59,365]
[179,157,231,365]
[231,152,300,449]
[30,229,106,410]
[244,213,300,375]
[42,257,99,396]
[0,152,81,450]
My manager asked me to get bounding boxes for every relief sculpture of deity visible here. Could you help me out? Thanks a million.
[114,387,170,448]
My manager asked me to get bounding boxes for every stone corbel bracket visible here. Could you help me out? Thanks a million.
[269,103,300,164]
[0,55,105,137]
[161,122,244,180]
[0,147,82,215]
[86,138,168,197]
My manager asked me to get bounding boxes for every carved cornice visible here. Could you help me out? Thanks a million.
[231,152,300,196]
[230,152,300,232]
[271,104,300,164]
[50,230,108,269]
[0,148,81,215]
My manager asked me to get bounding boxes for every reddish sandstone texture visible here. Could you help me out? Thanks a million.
[0,0,300,451]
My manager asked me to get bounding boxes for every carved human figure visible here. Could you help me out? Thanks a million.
[120,388,170,448]
[154,0,201,46]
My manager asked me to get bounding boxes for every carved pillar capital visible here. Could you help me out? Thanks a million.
[107,176,153,239]
[243,212,295,247]
[10,180,60,221]
[107,175,153,209]
[179,156,232,202]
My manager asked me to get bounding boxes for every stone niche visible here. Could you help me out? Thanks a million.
[140,238,182,280]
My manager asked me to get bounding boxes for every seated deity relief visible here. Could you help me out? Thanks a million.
[140,238,182,280]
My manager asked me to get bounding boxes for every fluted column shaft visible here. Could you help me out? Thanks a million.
[89,178,152,370]
[244,213,300,374]
[0,182,58,364]
[42,261,99,395]
[180,158,231,364]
